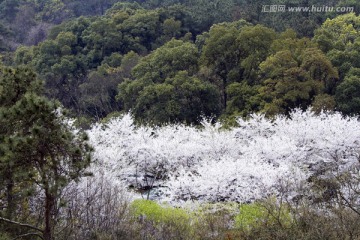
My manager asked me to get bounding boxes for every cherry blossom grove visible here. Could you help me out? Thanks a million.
[86,110,360,203]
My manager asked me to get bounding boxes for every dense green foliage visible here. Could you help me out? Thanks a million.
[1,1,359,123]
[8,4,359,123]
[13,5,196,120]
[117,39,221,123]
[2,0,358,51]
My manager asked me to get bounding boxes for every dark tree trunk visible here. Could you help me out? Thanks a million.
[44,190,55,240]
[223,82,227,109]
[5,168,14,220]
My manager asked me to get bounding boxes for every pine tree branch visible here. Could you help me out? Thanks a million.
[0,216,43,233]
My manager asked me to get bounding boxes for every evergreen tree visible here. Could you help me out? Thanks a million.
[0,66,92,240]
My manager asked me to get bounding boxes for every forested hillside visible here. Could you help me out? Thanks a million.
[2,0,360,124]
[2,1,360,239]
[1,0,359,124]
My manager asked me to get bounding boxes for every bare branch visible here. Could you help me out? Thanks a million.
[12,232,44,240]
[339,194,360,216]
[0,216,43,233]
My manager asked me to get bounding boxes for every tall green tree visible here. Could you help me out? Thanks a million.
[199,23,275,110]
[79,51,140,119]
[313,13,360,79]
[118,39,220,124]
[132,71,220,124]
[0,66,92,240]
[335,68,360,115]
[258,36,338,116]
[199,23,242,110]
[237,25,276,83]
[0,67,42,222]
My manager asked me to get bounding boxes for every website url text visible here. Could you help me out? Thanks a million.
[262,5,354,13]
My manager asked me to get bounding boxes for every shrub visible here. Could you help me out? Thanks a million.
[130,199,193,240]
[131,199,191,223]
[235,199,293,233]
[235,202,268,231]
